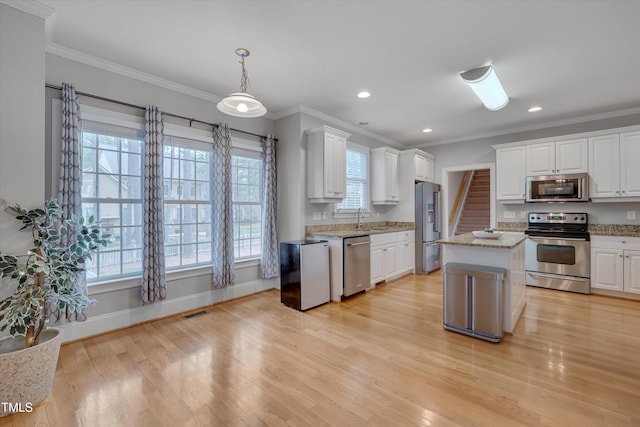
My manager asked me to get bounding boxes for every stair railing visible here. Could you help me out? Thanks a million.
[449,170,475,236]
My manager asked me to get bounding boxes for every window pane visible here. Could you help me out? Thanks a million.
[82,173,96,198]
[121,226,142,250]
[163,138,214,269]
[81,120,144,282]
[122,152,141,176]
[231,152,264,260]
[196,162,209,181]
[336,146,369,211]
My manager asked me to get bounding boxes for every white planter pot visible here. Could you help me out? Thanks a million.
[0,328,63,417]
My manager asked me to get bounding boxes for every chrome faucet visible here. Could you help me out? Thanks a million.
[356,207,363,229]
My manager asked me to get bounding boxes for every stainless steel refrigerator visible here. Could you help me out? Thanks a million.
[415,182,441,274]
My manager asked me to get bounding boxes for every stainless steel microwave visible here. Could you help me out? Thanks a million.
[526,173,589,202]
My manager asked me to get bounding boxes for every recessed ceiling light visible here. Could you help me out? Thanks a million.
[422,128,433,133]
[528,106,542,113]
[357,91,371,99]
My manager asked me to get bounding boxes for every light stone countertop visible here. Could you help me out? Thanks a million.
[437,232,526,249]
[307,226,414,239]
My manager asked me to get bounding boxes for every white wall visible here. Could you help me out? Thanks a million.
[0,4,46,251]
[0,5,47,318]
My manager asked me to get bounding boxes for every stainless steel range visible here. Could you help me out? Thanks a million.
[524,212,590,294]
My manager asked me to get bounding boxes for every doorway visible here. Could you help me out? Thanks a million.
[441,163,495,238]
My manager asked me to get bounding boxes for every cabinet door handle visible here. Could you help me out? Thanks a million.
[625,255,630,258]
[619,255,624,258]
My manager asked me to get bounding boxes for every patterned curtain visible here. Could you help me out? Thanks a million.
[141,105,167,304]
[260,134,279,278]
[51,82,85,322]
[211,123,235,288]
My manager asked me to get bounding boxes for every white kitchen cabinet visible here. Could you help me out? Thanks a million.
[591,248,624,291]
[370,245,384,284]
[526,138,588,176]
[383,244,398,278]
[625,250,640,294]
[399,149,435,182]
[589,131,640,200]
[591,237,640,296]
[305,126,349,203]
[496,146,526,201]
[395,230,415,274]
[370,232,396,285]
[370,231,414,285]
[371,147,400,204]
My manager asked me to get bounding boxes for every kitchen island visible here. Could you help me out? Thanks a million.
[437,232,527,333]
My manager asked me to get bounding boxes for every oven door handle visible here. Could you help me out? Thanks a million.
[527,272,590,282]
[528,236,588,242]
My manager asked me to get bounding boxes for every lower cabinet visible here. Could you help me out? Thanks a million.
[591,236,640,296]
[370,231,415,285]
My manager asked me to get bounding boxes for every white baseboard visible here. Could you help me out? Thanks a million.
[57,278,279,343]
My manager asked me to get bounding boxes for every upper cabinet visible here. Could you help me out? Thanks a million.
[496,146,526,201]
[371,147,400,204]
[526,138,588,176]
[400,149,435,182]
[589,131,640,199]
[305,126,350,203]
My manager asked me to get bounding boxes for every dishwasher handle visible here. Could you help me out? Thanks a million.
[347,241,371,247]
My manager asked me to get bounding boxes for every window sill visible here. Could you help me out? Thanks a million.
[87,257,262,296]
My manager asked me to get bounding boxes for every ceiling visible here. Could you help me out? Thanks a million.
[38,1,640,147]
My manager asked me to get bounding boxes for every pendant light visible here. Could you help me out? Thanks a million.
[217,48,267,118]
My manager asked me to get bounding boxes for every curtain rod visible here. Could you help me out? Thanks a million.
[45,83,277,142]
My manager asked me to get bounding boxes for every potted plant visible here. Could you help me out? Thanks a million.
[0,200,110,417]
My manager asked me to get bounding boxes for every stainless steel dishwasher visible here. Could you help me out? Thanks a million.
[343,235,371,298]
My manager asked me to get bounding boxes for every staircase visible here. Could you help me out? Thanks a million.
[455,169,490,235]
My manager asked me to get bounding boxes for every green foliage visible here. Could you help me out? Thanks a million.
[0,200,110,342]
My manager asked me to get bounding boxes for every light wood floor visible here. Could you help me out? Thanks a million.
[3,271,640,427]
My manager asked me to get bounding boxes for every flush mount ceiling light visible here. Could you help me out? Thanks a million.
[422,128,433,133]
[357,91,371,99]
[217,48,267,118]
[459,65,509,111]
[528,106,543,113]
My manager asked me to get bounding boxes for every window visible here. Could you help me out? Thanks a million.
[163,135,213,269]
[74,106,266,281]
[336,143,369,211]
[81,119,145,281]
[232,148,263,260]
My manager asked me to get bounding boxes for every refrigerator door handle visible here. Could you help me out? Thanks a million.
[434,191,441,233]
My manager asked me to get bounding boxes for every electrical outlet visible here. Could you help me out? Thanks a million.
[322,211,327,220]
[312,212,321,221]
[504,211,515,219]
[520,211,528,219]
[627,211,636,220]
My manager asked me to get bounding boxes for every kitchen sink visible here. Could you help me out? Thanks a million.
[353,227,388,233]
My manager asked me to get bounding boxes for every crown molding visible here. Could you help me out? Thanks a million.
[45,42,281,120]
[273,105,402,148]
[0,0,54,19]
[46,42,225,104]
[421,106,640,148]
